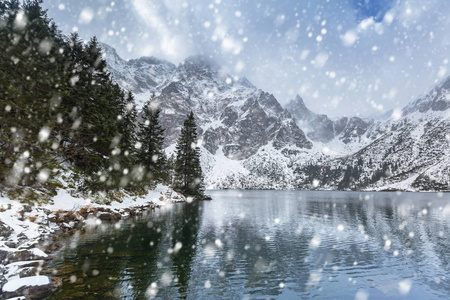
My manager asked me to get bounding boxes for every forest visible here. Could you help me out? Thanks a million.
[0,0,205,200]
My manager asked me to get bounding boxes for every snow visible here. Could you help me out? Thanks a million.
[410,123,425,139]
[43,184,175,212]
[0,184,184,250]
[29,248,48,258]
[202,146,249,189]
[377,174,421,192]
[101,40,450,192]
[3,260,45,280]
[201,119,223,132]
[134,91,155,109]
[2,276,50,293]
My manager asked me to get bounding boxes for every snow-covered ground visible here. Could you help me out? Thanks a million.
[0,185,186,298]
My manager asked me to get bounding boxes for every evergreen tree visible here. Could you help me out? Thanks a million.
[0,0,143,193]
[138,101,167,182]
[118,91,138,156]
[105,90,139,189]
[173,112,204,198]
[0,0,65,185]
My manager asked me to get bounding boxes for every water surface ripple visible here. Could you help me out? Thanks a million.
[47,191,450,299]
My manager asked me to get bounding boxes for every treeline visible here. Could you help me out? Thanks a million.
[301,159,401,190]
[0,0,204,199]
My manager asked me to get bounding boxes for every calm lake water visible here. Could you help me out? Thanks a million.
[46,190,450,299]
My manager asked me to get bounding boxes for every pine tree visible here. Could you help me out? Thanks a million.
[138,101,167,182]
[0,0,65,185]
[105,90,139,189]
[173,112,204,198]
[0,0,145,192]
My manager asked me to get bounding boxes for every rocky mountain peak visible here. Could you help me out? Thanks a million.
[101,42,125,66]
[102,46,312,160]
[403,75,450,116]
[180,55,221,74]
[100,43,177,107]
[235,77,256,89]
[285,95,316,122]
[286,94,372,144]
[130,56,176,68]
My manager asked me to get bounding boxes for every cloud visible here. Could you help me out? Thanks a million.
[44,0,450,118]
[130,0,193,62]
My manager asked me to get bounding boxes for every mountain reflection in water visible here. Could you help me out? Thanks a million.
[47,191,450,299]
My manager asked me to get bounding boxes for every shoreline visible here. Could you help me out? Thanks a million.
[0,185,186,299]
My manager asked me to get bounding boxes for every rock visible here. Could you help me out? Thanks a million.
[74,277,83,284]
[41,208,52,215]
[5,241,18,248]
[19,266,39,277]
[0,247,15,264]
[17,241,39,250]
[7,248,49,263]
[0,220,13,238]
[17,233,28,243]
[97,211,121,221]
[22,205,33,213]
[56,264,77,276]
[2,276,62,299]
[6,260,45,270]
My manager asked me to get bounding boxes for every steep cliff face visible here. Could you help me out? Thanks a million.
[103,43,450,191]
[101,43,177,107]
[142,55,312,159]
[295,76,450,191]
[103,45,312,188]
[286,95,373,145]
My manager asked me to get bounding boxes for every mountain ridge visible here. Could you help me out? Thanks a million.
[102,43,450,191]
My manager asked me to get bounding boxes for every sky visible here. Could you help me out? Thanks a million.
[42,0,450,118]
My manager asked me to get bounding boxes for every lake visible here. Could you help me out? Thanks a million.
[46,190,450,299]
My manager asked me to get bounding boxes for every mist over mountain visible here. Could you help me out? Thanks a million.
[103,43,450,191]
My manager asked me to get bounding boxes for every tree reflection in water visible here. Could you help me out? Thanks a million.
[47,191,450,299]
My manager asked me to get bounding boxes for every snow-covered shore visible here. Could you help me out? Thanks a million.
[0,185,186,299]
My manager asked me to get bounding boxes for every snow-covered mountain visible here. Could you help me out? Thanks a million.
[286,95,373,146]
[102,43,450,191]
[295,76,450,191]
[148,55,312,160]
[103,45,314,188]
[102,43,177,108]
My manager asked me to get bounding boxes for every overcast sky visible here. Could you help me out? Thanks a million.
[43,0,450,117]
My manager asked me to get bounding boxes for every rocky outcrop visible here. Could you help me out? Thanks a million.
[101,43,177,105]
[104,48,312,160]
[102,42,450,191]
[0,221,13,239]
[286,95,372,144]
[0,187,184,298]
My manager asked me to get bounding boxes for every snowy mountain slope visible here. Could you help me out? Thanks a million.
[149,55,312,160]
[102,43,450,191]
[101,43,177,108]
[286,95,373,147]
[295,76,450,191]
[103,44,313,188]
